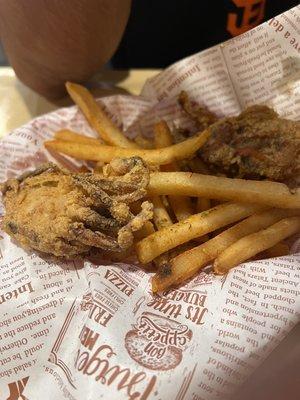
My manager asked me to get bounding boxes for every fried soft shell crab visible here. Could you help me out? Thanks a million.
[178,92,300,183]
[201,105,300,182]
[0,157,153,258]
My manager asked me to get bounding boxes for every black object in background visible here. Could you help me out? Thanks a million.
[112,0,299,69]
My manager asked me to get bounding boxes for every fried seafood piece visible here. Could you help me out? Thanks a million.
[1,158,153,258]
[200,105,300,182]
[178,91,218,131]
[168,91,217,145]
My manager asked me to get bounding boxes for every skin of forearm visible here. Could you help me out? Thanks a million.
[0,0,131,98]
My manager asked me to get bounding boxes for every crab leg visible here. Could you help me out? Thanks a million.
[78,174,140,193]
[17,163,63,182]
[72,175,114,209]
[67,206,121,231]
[103,157,150,188]
[72,176,133,223]
[71,223,120,251]
[117,201,153,249]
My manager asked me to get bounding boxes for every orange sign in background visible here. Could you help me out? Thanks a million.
[227,0,266,36]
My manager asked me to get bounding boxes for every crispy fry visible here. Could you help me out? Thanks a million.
[136,202,264,264]
[133,221,156,241]
[154,120,191,269]
[154,121,173,149]
[154,121,193,221]
[188,156,211,217]
[151,200,173,267]
[152,208,298,292]
[151,196,173,230]
[154,253,170,269]
[45,130,210,165]
[214,216,300,274]
[167,196,193,221]
[66,82,137,148]
[55,129,103,145]
[148,172,300,209]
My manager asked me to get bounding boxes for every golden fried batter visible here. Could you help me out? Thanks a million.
[178,92,299,182]
[169,91,218,145]
[178,91,218,131]
[1,158,153,258]
[201,105,300,182]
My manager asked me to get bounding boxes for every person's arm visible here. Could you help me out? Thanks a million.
[0,0,131,99]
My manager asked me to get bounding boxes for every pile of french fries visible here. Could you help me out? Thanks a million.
[45,82,300,293]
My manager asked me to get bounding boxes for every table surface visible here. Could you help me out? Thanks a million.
[0,67,160,137]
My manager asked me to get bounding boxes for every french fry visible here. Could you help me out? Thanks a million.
[136,202,264,264]
[167,196,193,221]
[133,221,156,241]
[45,130,210,165]
[148,172,300,209]
[66,82,137,148]
[55,129,102,145]
[214,216,300,274]
[152,208,298,292]
[189,158,211,214]
[154,121,186,269]
[151,196,173,230]
[154,121,193,221]
[154,121,173,149]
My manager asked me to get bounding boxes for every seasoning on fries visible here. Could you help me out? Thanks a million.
[213,216,300,275]
[66,82,137,148]
[152,208,299,292]
[151,196,173,230]
[136,202,264,264]
[45,129,210,165]
[154,120,193,221]
[55,129,103,145]
[148,172,300,209]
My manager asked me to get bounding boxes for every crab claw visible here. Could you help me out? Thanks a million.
[71,223,120,251]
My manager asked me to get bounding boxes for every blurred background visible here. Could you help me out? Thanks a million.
[0,43,8,66]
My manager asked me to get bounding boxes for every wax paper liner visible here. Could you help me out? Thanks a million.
[0,5,299,400]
